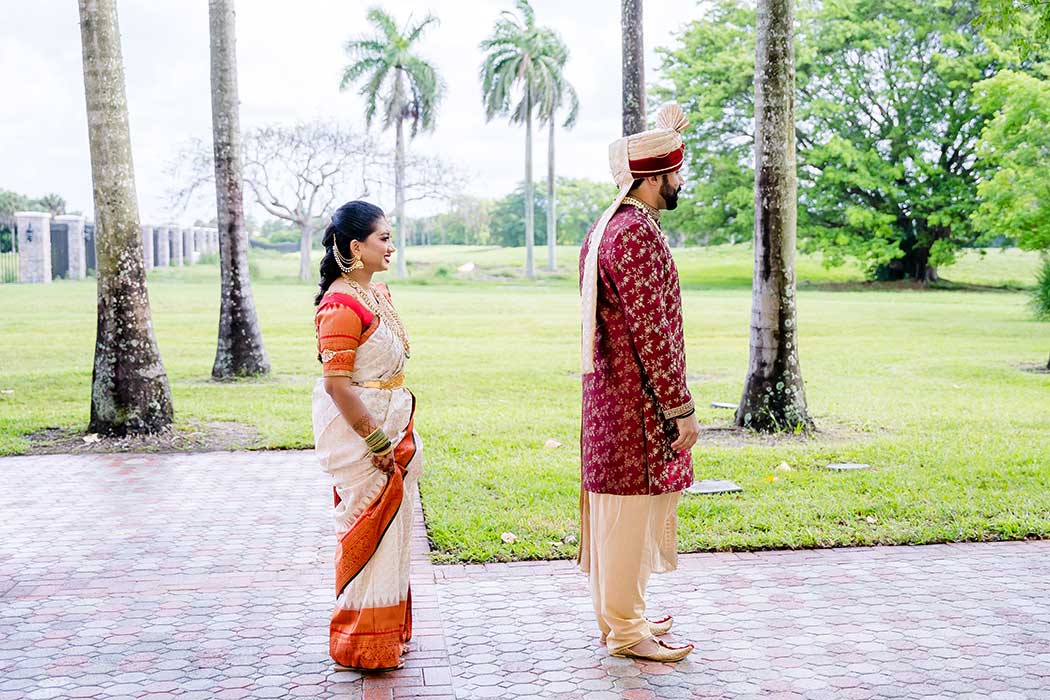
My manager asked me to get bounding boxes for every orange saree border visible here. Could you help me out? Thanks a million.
[330,590,413,670]
[330,394,419,670]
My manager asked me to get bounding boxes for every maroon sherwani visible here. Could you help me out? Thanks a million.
[580,204,694,496]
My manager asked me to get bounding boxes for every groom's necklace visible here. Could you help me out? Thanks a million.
[623,196,661,230]
[342,277,411,358]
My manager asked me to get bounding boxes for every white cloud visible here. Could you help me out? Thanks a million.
[0,0,703,224]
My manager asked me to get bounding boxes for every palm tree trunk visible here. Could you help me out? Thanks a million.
[736,0,813,433]
[395,113,407,278]
[621,0,646,136]
[78,0,173,435]
[547,117,556,272]
[209,0,269,379]
[524,88,535,279]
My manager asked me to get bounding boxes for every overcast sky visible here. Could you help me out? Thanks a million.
[1,1,703,224]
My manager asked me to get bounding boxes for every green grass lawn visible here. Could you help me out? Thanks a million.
[1,245,1047,562]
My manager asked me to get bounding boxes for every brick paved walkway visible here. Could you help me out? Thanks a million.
[1,452,1049,700]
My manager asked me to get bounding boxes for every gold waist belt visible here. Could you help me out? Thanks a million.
[352,373,405,390]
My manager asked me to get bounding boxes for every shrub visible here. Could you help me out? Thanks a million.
[1032,255,1050,321]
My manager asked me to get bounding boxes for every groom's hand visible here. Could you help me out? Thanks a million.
[671,413,700,452]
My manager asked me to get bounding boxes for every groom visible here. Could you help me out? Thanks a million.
[577,103,699,663]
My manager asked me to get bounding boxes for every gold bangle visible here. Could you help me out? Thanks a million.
[372,444,393,457]
[364,427,388,449]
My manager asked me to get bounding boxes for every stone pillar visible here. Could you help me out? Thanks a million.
[170,224,184,266]
[192,227,203,259]
[156,225,171,267]
[182,227,194,264]
[14,211,52,284]
[141,224,154,269]
[55,214,87,280]
[209,228,219,255]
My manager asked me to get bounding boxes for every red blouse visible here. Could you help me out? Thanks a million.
[315,292,379,377]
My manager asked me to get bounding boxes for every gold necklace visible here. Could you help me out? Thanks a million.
[623,196,661,230]
[342,277,411,358]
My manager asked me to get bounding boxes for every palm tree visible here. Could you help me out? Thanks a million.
[536,37,578,272]
[341,8,444,279]
[480,0,568,279]
[209,0,270,379]
[621,0,646,136]
[736,0,813,433]
[77,0,173,435]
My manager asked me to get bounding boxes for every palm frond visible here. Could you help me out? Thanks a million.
[514,0,536,29]
[366,7,400,42]
[339,56,384,91]
[361,62,392,127]
[405,12,439,46]
[341,8,445,139]
[342,38,387,60]
[560,82,580,129]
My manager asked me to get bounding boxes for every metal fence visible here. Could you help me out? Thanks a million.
[50,222,69,280]
[0,218,18,283]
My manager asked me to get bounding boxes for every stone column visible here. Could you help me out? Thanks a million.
[14,211,52,284]
[156,225,171,267]
[141,224,154,269]
[55,214,87,280]
[209,228,219,255]
[170,224,184,266]
[182,227,194,264]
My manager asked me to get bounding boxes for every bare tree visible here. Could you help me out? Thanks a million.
[209,0,269,379]
[361,150,468,212]
[736,0,814,433]
[170,122,375,281]
[244,123,377,280]
[77,0,173,435]
[621,0,646,136]
[169,124,464,275]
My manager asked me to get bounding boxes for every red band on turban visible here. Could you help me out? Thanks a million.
[628,145,685,178]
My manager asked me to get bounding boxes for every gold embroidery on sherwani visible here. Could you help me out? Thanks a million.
[580,206,694,496]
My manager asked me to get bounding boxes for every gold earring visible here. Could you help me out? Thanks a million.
[333,244,363,274]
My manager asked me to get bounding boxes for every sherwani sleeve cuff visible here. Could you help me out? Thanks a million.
[662,397,695,420]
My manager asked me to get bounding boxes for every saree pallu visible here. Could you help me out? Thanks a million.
[312,308,423,670]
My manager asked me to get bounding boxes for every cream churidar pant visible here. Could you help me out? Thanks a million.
[578,490,680,653]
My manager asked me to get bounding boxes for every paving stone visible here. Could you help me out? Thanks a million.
[4,451,1050,700]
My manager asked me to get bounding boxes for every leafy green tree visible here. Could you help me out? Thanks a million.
[973,70,1050,253]
[490,182,547,248]
[659,0,1030,282]
[488,178,615,248]
[341,8,445,278]
[34,194,66,218]
[479,0,568,279]
[656,1,755,246]
[973,68,1050,368]
[551,178,615,245]
[979,0,1050,51]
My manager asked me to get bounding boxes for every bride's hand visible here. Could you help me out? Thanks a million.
[372,451,395,474]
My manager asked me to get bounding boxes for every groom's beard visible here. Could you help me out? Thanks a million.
[660,180,682,210]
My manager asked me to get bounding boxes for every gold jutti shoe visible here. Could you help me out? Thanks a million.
[600,615,674,645]
[612,638,694,663]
